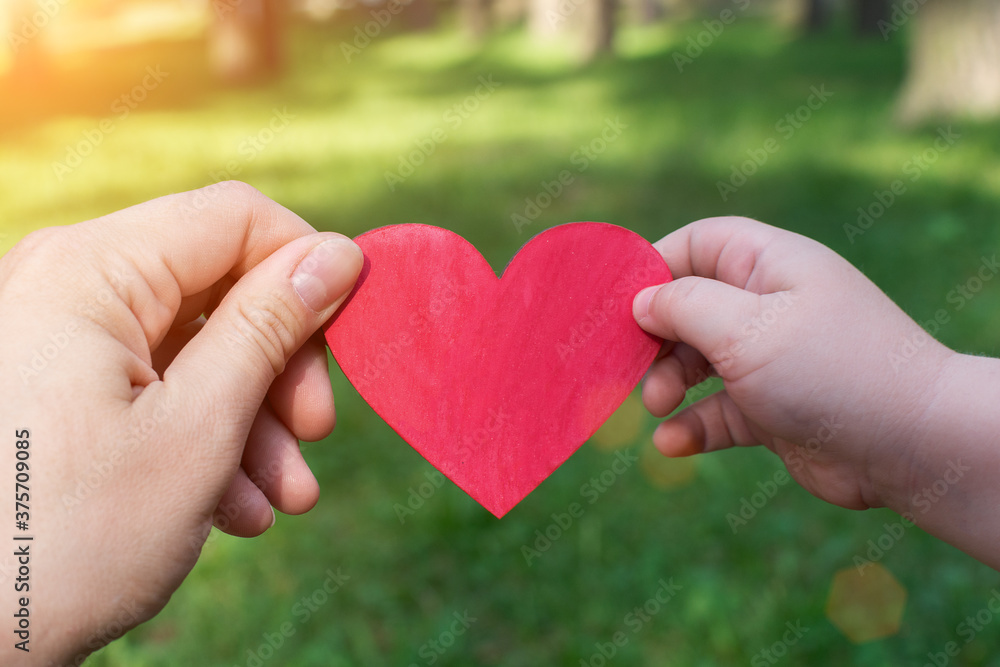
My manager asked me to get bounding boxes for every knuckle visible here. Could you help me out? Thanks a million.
[659,276,699,313]
[2,227,76,282]
[209,179,264,200]
[724,215,761,227]
[17,226,62,252]
[8,227,66,263]
[669,278,744,366]
[712,332,743,368]
[233,291,302,376]
[193,181,270,218]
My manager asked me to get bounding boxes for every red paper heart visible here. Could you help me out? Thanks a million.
[324,223,671,517]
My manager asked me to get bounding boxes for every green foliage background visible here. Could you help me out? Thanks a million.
[3,13,1000,666]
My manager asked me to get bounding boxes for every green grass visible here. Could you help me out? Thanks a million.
[4,13,1000,666]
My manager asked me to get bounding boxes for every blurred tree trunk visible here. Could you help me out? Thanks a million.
[404,0,439,30]
[896,0,1000,125]
[529,0,563,39]
[529,0,611,60]
[208,0,284,82]
[7,0,51,85]
[802,0,831,32]
[582,0,616,60]
[493,0,528,28]
[461,0,492,40]
[629,0,662,25]
[855,0,889,36]
[494,0,528,27]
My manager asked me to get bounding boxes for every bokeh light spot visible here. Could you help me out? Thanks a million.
[639,442,698,490]
[591,389,645,451]
[825,563,907,643]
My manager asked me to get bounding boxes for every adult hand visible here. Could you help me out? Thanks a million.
[0,182,362,664]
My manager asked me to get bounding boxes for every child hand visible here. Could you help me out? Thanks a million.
[632,216,951,511]
[634,216,1000,569]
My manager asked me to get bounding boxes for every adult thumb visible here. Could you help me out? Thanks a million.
[164,233,362,439]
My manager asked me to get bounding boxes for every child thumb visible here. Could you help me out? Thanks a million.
[633,276,762,366]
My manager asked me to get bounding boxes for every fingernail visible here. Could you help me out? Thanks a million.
[269,506,277,529]
[293,237,363,313]
[633,285,662,324]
